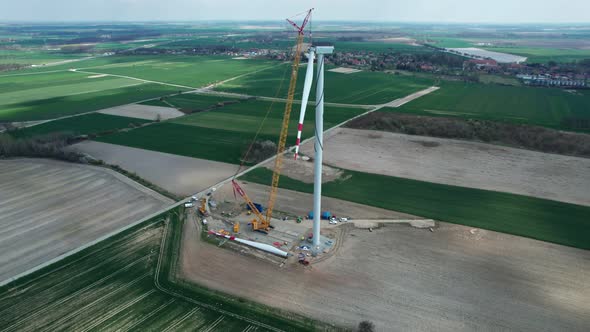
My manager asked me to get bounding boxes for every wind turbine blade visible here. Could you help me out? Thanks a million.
[294,49,315,160]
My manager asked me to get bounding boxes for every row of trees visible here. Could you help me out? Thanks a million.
[348,113,590,158]
[0,133,83,162]
[0,63,28,72]
[242,140,277,164]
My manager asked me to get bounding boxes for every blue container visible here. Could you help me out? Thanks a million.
[308,211,332,219]
[247,203,264,213]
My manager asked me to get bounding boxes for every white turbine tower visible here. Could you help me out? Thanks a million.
[294,43,334,249]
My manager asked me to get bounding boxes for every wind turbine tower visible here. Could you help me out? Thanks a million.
[294,42,334,249]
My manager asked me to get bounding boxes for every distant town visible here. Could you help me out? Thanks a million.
[112,38,590,88]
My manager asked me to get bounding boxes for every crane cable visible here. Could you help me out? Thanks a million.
[233,47,293,178]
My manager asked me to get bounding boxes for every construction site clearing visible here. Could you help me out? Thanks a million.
[179,181,589,331]
[184,179,434,267]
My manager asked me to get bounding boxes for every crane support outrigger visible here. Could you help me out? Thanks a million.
[231,8,313,233]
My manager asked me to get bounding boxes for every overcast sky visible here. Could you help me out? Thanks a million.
[1,0,589,23]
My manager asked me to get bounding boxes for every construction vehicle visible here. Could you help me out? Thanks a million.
[232,9,313,234]
[233,222,240,233]
[199,197,208,216]
[298,253,310,266]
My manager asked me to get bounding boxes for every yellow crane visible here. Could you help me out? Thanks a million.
[231,9,313,233]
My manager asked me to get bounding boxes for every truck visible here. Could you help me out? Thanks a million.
[307,211,332,220]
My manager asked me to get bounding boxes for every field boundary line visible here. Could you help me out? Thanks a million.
[196,62,287,92]
[0,222,156,293]
[0,69,67,77]
[194,90,376,109]
[0,209,171,287]
[72,69,198,90]
[0,241,150,306]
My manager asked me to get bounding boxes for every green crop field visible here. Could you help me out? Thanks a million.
[242,168,590,250]
[215,64,434,105]
[0,70,185,121]
[0,55,279,122]
[389,81,590,131]
[97,122,274,165]
[9,113,151,138]
[75,55,277,88]
[161,37,294,51]
[423,37,474,48]
[332,41,431,54]
[0,208,324,331]
[169,98,365,136]
[0,49,89,65]
[97,98,366,164]
[0,56,136,75]
[141,93,240,111]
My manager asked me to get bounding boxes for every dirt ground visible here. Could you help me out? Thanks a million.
[328,67,362,74]
[0,158,172,283]
[97,104,184,120]
[448,47,528,63]
[70,141,238,197]
[262,156,343,184]
[180,198,590,331]
[203,181,424,265]
[299,128,590,206]
[214,181,418,220]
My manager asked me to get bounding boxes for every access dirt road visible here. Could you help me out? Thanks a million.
[299,128,590,206]
[381,86,440,107]
[0,158,172,283]
[70,141,238,197]
[180,207,590,331]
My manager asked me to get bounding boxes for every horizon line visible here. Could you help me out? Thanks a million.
[1,20,590,26]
